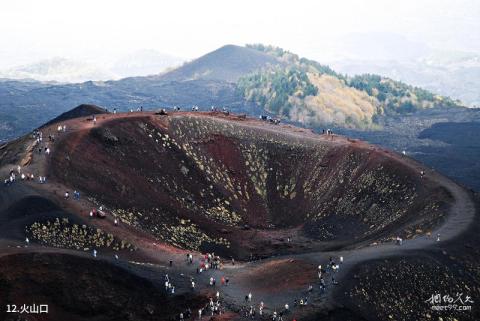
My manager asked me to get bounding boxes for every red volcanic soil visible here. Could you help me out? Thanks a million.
[0,109,477,321]
[242,259,317,294]
[42,111,453,259]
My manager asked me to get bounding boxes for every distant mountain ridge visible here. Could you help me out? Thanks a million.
[0,58,116,83]
[159,45,281,82]
[0,51,185,83]
[0,44,466,142]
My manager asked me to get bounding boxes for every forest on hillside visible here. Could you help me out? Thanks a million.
[238,44,463,129]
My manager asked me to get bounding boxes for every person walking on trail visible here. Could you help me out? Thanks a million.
[340,256,343,264]
[93,115,97,125]
[191,281,195,290]
[198,308,202,320]
[437,233,441,242]
[320,277,326,292]
[396,236,403,246]
[248,292,252,302]
[25,237,29,246]
[92,249,97,258]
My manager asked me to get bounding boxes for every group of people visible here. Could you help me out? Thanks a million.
[170,252,349,320]
[202,255,346,320]
[164,274,176,295]
[193,299,225,320]
[64,190,81,200]
[33,129,52,155]
[169,105,232,114]
[209,106,231,114]
[3,166,46,186]
[128,106,144,113]
[259,115,281,125]
[195,252,224,273]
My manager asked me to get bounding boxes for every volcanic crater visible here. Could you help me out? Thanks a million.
[47,112,451,258]
[1,109,476,321]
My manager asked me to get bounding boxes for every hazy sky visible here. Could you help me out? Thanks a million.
[0,0,479,68]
